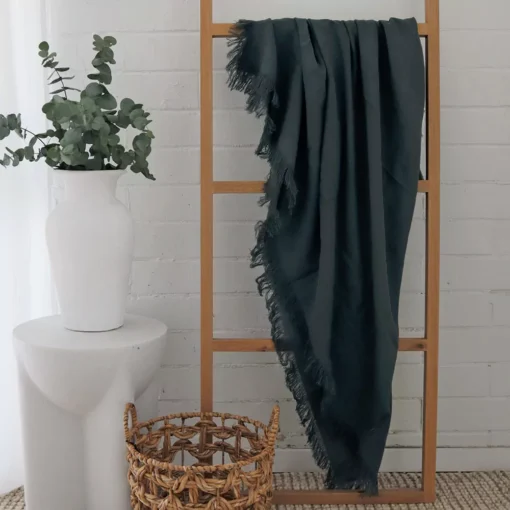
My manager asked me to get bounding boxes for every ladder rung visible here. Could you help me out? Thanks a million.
[212,22,429,38]
[213,338,427,352]
[213,180,430,194]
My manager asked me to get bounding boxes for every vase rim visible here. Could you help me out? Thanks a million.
[52,169,126,175]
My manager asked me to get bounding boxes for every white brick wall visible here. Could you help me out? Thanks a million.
[46,0,510,471]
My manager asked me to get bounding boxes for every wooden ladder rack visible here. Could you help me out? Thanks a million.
[200,0,440,504]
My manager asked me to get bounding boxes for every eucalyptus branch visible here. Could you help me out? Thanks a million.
[0,35,155,179]
[21,128,50,148]
[38,42,78,98]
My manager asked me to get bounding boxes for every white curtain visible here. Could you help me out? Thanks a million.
[0,0,54,494]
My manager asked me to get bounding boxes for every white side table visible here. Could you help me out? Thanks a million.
[13,314,167,510]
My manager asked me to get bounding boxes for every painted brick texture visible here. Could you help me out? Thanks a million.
[46,0,510,470]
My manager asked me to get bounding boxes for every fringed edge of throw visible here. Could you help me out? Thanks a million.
[226,21,297,215]
[226,21,378,496]
[251,222,331,472]
[227,19,331,472]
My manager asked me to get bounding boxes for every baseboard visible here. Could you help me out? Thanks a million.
[274,447,510,473]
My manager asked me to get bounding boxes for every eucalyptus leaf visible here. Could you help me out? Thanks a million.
[46,146,60,161]
[116,111,131,128]
[135,158,149,171]
[111,145,124,165]
[100,47,115,64]
[99,123,111,137]
[43,52,57,62]
[82,132,93,144]
[54,102,79,122]
[84,82,105,97]
[86,154,104,169]
[99,73,112,85]
[62,144,76,156]
[51,86,80,94]
[80,96,97,113]
[99,144,111,158]
[24,146,35,160]
[60,153,72,165]
[7,114,18,130]
[15,149,25,162]
[95,63,111,75]
[95,93,117,110]
[72,114,85,127]
[42,103,55,119]
[92,36,107,51]
[108,124,120,135]
[50,76,75,85]
[133,116,149,130]
[72,150,89,166]
[120,152,135,169]
[120,98,135,113]
[108,134,120,146]
[129,109,144,121]
[61,129,82,146]
[91,116,106,131]
[133,133,150,153]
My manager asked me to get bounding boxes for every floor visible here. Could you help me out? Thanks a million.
[1,472,509,509]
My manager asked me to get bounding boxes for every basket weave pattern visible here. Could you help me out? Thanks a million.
[124,404,279,510]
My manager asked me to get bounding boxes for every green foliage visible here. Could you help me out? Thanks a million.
[0,35,155,180]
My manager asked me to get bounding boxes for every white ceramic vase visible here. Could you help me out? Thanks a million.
[46,170,134,332]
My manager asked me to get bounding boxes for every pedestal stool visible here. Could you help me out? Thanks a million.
[13,314,167,510]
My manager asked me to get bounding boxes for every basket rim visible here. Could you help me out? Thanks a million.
[129,410,270,431]
[125,410,277,473]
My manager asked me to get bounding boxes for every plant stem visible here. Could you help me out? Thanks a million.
[21,128,49,148]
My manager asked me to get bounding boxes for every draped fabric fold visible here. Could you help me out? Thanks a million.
[227,17,425,493]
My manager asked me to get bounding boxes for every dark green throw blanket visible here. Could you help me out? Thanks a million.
[227,18,425,493]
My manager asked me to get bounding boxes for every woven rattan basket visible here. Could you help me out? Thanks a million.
[124,403,280,510]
